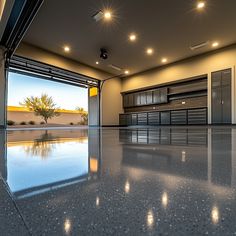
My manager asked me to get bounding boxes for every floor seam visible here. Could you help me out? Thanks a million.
[0,176,33,236]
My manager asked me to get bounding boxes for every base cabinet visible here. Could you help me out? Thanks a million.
[120,108,207,126]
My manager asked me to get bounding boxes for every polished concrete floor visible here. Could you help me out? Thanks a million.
[0,126,236,235]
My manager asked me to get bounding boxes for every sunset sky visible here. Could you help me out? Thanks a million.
[8,72,88,111]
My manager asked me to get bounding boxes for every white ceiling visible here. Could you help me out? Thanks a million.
[23,0,236,76]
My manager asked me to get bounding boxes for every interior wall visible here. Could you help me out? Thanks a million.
[15,43,123,126]
[122,44,236,124]
[101,78,123,126]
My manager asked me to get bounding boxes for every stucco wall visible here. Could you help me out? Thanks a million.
[7,111,84,125]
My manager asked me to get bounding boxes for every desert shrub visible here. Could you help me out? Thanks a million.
[20,121,26,125]
[40,121,45,125]
[7,120,15,126]
[29,121,35,125]
[70,122,74,125]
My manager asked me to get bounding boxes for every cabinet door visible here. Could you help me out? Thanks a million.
[160,88,168,103]
[211,71,222,124]
[153,89,160,104]
[128,94,134,107]
[140,92,147,105]
[222,85,231,123]
[123,94,129,108]
[131,114,137,125]
[160,111,170,125]
[212,87,222,124]
[221,69,231,123]
[146,91,153,104]
[134,93,141,106]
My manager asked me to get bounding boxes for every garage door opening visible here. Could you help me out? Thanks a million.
[7,71,89,127]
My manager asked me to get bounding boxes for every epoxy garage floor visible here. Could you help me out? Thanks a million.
[0,127,236,235]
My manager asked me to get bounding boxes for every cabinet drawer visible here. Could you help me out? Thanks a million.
[148,112,160,125]
[171,110,187,125]
[188,108,207,124]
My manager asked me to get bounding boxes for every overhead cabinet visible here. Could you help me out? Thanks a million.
[123,87,168,108]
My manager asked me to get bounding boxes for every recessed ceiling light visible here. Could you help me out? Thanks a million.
[64,46,70,52]
[96,61,99,65]
[212,42,219,48]
[129,34,137,42]
[104,11,112,20]
[146,48,154,55]
[125,70,130,74]
[162,58,168,63]
[197,1,205,9]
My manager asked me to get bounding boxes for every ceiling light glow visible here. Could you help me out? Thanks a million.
[197,1,205,9]
[125,70,130,75]
[129,34,137,42]
[146,48,154,55]
[104,11,112,20]
[212,42,219,48]
[64,46,70,52]
[96,61,99,65]
[162,58,167,63]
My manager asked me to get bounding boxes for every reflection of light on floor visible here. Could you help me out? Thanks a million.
[64,219,71,234]
[211,206,220,224]
[125,180,130,193]
[90,157,98,173]
[147,209,154,229]
[181,151,186,162]
[96,196,100,207]
[162,192,168,208]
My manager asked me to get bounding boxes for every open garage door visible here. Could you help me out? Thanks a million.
[6,55,100,126]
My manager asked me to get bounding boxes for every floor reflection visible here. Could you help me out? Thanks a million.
[120,127,235,188]
[0,127,236,235]
[3,129,101,199]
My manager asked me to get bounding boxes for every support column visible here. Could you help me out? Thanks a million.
[0,47,6,129]
[88,87,100,126]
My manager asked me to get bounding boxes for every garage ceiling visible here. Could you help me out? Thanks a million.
[22,0,236,76]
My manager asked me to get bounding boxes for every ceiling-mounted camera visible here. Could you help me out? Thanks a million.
[100,48,108,60]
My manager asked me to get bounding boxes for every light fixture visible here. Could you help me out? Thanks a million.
[146,48,154,55]
[129,33,137,42]
[96,61,99,65]
[109,64,122,71]
[124,70,130,75]
[197,1,206,9]
[104,11,112,20]
[212,42,219,48]
[64,46,70,52]
[162,58,167,63]
[190,41,209,51]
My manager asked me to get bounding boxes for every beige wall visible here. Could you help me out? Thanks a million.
[15,43,123,126]
[101,78,123,125]
[122,45,236,124]
[7,111,84,125]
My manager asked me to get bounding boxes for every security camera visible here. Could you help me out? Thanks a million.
[100,48,108,60]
